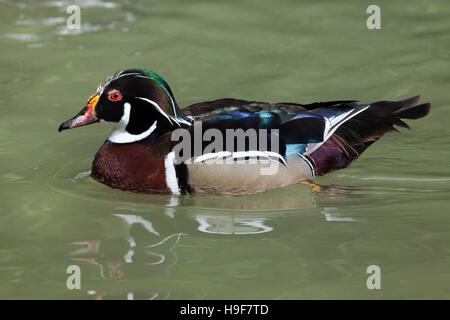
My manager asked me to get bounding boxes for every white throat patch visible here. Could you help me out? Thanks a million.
[107,102,158,144]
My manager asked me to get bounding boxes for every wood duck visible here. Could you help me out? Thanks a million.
[58,69,430,195]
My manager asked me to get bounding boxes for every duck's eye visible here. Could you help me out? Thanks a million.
[108,90,122,102]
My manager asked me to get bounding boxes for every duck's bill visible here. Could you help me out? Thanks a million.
[58,96,99,132]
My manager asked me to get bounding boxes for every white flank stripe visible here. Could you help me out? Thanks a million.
[231,151,287,166]
[194,151,232,163]
[194,150,287,166]
[164,152,180,195]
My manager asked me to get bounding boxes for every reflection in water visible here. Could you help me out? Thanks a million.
[68,210,185,300]
[66,183,358,299]
[69,239,127,279]
[196,215,273,235]
[113,212,160,246]
[190,182,359,235]
[164,196,179,219]
[322,207,357,222]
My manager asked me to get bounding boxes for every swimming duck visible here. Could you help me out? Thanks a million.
[58,69,430,195]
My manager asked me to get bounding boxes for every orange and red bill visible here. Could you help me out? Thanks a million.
[58,95,99,132]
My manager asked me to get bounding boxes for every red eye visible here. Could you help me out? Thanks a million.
[108,90,122,102]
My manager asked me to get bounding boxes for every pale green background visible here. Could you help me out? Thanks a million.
[0,0,449,299]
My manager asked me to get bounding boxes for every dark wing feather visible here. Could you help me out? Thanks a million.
[275,100,358,110]
[310,96,431,176]
[335,96,430,155]
[182,98,360,120]
[182,98,254,118]
[176,106,287,162]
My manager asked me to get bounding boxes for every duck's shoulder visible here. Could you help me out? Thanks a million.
[182,98,253,118]
[182,98,359,120]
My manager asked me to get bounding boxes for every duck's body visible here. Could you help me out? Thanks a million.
[91,138,313,195]
[59,69,430,196]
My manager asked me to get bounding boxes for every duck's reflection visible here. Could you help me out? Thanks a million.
[195,215,273,235]
[68,207,186,299]
[69,238,128,279]
[67,183,358,299]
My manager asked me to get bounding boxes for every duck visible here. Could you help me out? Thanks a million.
[58,68,431,196]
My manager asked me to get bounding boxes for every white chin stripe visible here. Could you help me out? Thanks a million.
[107,102,158,144]
[164,152,180,195]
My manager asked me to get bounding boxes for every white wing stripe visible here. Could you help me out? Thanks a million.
[307,105,370,155]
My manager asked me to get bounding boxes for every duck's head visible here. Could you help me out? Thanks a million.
[58,68,191,143]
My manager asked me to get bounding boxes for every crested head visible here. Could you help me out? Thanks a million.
[59,68,192,144]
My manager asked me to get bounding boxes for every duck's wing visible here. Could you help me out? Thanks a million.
[182,98,255,119]
[182,98,359,118]
[173,104,287,165]
[174,101,368,165]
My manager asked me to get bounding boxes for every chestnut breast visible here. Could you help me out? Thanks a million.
[91,141,171,194]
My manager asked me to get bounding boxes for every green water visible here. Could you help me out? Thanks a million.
[0,0,449,299]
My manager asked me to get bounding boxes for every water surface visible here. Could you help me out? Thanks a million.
[0,0,449,299]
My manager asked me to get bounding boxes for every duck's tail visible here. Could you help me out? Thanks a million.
[309,95,431,176]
